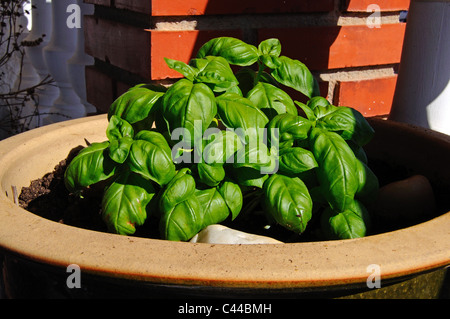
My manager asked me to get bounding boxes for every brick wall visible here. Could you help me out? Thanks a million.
[83,0,409,116]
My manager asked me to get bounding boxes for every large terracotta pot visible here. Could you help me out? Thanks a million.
[0,115,449,299]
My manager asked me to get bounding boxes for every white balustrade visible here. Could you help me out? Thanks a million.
[43,0,86,124]
[23,0,59,127]
[67,0,96,114]
[16,3,40,92]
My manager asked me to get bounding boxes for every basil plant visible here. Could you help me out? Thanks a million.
[64,37,379,241]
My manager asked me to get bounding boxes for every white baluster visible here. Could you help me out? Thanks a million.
[24,0,59,127]
[43,0,85,124]
[67,0,95,115]
[16,2,40,92]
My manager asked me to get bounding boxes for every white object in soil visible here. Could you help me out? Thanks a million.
[190,224,283,244]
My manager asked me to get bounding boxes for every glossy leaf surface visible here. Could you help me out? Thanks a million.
[270,56,320,98]
[64,142,117,193]
[108,86,164,129]
[128,130,176,186]
[216,93,269,143]
[195,187,230,228]
[102,170,156,235]
[197,37,259,66]
[218,180,243,220]
[320,200,370,239]
[263,174,313,234]
[159,169,203,241]
[190,56,239,92]
[310,128,359,212]
[246,82,297,120]
[163,79,217,147]
[197,162,226,187]
[278,147,318,174]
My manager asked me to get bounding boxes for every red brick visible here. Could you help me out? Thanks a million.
[84,16,151,79]
[258,24,406,71]
[152,0,334,16]
[344,0,410,12]
[333,76,398,117]
[85,17,244,81]
[150,30,243,80]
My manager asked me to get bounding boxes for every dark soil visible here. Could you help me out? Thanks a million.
[19,145,108,234]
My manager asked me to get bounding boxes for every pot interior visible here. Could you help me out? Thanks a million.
[365,118,450,217]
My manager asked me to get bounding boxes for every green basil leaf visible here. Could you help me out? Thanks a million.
[64,141,117,193]
[159,168,193,208]
[306,97,375,146]
[263,174,313,234]
[128,130,176,186]
[163,79,217,147]
[203,130,243,165]
[234,141,272,170]
[189,56,239,92]
[258,38,283,69]
[259,71,281,87]
[295,101,316,121]
[195,187,230,228]
[278,147,318,174]
[108,86,164,128]
[106,116,135,164]
[160,197,202,241]
[128,83,168,92]
[108,136,133,164]
[106,115,134,141]
[260,55,282,70]
[267,113,312,148]
[225,85,243,96]
[164,57,197,81]
[246,82,297,120]
[102,170,156,235]
[320,200,370,239]
[258,38,281,57]
[309,128,359,212]
[216,93,269,143]
[307,96,335,119]
[317,106,375,146]
[235,68,279,96]
[218,180,243,220]
[270,56,320,98]
[197,37,259,66]
[159,168,203,241]
[197,162,225,187]
[230,166,268,189]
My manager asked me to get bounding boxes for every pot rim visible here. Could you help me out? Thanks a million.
[0,115,449,290]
